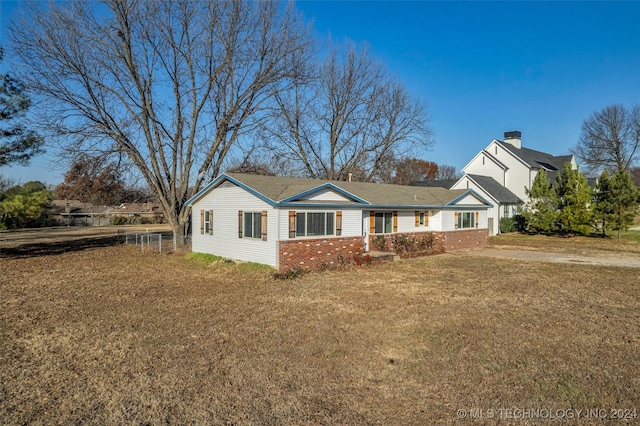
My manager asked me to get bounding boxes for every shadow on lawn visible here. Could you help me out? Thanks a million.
[0,236,122,259]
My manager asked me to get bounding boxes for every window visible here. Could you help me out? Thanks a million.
[369,211,397,234]
[200,209,213,235]
[240,211,267,240]
[294,212,335,237]
[503,205,510,218]
[204,210,212,234]
[375,212,394,234]
[457,212,474,229]
[415,211,429,227]
[244,212,262,239]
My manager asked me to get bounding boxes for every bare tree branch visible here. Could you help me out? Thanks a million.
[573,104,640,175]
[261,40,433,181]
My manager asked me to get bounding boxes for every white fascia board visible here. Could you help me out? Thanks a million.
[461,143,508,173]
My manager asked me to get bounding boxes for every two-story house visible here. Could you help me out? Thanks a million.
[450,131,576,235]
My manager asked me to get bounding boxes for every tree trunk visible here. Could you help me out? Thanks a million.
[166,209,191,249]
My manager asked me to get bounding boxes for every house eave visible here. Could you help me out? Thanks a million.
[276,202,490,210]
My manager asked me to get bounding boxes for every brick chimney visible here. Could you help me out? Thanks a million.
[504,131,521,149]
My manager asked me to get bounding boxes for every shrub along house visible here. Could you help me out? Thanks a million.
[186,173,491,272]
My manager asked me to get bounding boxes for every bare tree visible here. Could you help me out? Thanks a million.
[261,41,432,181]
[379,157,438,185]
[9,0,312,242]
[573,104,640,175]
[0,174,15,197]
[435,164,459,180]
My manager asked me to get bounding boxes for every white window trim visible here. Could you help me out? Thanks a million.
[243,211,263,240]
[457,211,475,229]
[294,211,336,238]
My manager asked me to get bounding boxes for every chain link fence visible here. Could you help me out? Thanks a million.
[119,230,189,254]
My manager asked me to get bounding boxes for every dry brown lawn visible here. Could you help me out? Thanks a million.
[489,232,640,258]
[1,238,639,424]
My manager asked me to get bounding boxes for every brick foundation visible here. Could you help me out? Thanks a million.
[278,229,487,272]
[278,237,364,272]
[368,228,488,256]
[442,228,488,251]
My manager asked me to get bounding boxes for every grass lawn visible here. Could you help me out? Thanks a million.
[1,241,639,424]
[489,230,640,257]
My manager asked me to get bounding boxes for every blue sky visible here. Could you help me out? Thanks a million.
[2,1,640,185]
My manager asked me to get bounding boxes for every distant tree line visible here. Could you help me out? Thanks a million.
[0,155,155,229]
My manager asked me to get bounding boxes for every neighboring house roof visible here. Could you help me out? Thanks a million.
[106,203,163,215]
[465,174,522,204]
[187,173,492,209]
[45,200,163,216]
[409,179,458,189]
[497,141,573,171]
[45,200,113,215]
[46,199,83,214]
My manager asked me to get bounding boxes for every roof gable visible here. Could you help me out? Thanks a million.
[446,189,493,207]
[186,173,280,206]
[280,183,368,204]
[461,145,509,173]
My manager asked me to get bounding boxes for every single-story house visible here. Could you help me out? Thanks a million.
[106,202,164,224]
[46,200,164,226]
[46,200,113,226]
[186,172,492,272]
